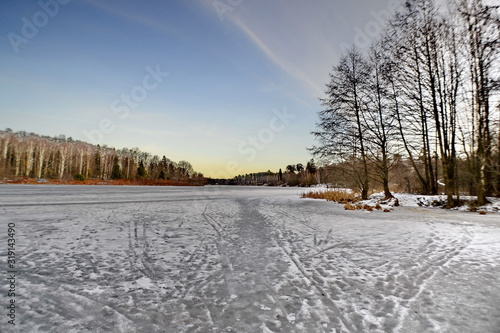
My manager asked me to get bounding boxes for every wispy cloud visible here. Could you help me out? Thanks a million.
[196,0,340,100]
[197,0,402,102]
[228,16,324,97]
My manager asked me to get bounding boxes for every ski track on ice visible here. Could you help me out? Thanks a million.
[0,185,499,332]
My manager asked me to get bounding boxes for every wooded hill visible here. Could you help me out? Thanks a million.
[0,129,205,185]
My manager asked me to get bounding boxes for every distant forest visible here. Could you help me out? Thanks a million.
[230,160,319,187]
[0,129,205,185]
[309,0,499,207]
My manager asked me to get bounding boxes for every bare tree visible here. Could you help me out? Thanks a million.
[458,0,499,204]
[364,42,399,199]
[311,47,372,199]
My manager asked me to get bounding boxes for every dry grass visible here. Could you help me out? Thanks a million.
[344,203,356,210]
[301,189,360,204]
[301,189,395,213]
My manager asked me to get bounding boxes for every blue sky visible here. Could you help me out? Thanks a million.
[0,0,402,178]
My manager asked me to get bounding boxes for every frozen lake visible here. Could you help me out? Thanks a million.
[1,185,499,333]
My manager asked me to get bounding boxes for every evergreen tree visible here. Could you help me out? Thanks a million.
[306,159,317,174]
[111,158,122,179]
[93,145,102,179]
[137,160,147,179]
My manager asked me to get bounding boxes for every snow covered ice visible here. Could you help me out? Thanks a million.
[1,185,499,332]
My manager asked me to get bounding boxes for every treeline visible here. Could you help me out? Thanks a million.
[311,0,499,207]
[233,160,320,186]
[0,129,205,184]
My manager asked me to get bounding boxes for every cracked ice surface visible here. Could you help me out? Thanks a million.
[0,185,499,332]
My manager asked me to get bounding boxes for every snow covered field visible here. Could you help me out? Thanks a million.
[1,185,499,333]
